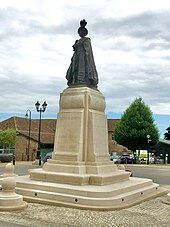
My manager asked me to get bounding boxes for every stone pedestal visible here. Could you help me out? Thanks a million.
[0,177,27,211]
[29,87,130,185]
[53,87,110,164]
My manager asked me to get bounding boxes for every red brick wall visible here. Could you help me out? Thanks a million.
[15,135,37,161]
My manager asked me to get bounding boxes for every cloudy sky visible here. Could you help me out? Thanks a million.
[0,0,170,127]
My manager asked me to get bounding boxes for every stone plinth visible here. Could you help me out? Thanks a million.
[29,87,130,185]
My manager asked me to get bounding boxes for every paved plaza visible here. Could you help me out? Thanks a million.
[0,162,170,226]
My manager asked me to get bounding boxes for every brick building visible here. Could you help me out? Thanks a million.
[0,116,128,161]
[0,117,56,161]
[107,119,129,155]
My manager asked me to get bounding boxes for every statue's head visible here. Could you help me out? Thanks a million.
[78,19,88,38]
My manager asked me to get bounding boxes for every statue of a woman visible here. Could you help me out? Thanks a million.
[66,20,98,88]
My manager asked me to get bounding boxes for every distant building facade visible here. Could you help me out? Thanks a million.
[154,139,170,163]
[164,127,170,140]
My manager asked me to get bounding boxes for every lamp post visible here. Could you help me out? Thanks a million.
[25,109,31,161]
[35,101,47,166]
[147,134,150,165]
[165,153,168,164]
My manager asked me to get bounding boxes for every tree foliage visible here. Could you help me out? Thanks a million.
[114,98,159,151]
[0,129,17,148]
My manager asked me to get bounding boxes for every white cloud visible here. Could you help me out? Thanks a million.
[101,0,170,18]
[0,0,170,119]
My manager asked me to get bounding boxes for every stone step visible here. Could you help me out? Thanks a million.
[28,168,132,186]
[15,181,165,210]
[15,176,154,198]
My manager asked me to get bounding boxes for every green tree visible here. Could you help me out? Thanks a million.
[114,98,159,151]
[0,129,17,148]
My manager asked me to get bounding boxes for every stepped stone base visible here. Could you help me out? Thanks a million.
[29,169,130,186]
[29,159,131,186]
[9,175,166,210]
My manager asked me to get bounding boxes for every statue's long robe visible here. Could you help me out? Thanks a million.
[66,37,98,88]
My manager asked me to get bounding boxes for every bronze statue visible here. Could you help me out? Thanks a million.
[66,19,98,88]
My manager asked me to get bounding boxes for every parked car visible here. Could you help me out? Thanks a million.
[110,154,120,163]
[119,154,135,164]
[0,153,14,162]
[139,156,155,164]
[43,152,52,163]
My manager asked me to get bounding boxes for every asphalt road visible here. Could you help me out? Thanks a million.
[0,161,41,176]
[125,165,170,185]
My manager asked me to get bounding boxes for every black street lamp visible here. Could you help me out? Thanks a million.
[35,101,47,166]
[25,109,31,161]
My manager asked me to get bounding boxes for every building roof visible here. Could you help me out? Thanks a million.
[0,116,56,145]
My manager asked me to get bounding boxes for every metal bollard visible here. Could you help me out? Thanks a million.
[13,155,15,165]
[38,156,41,166]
